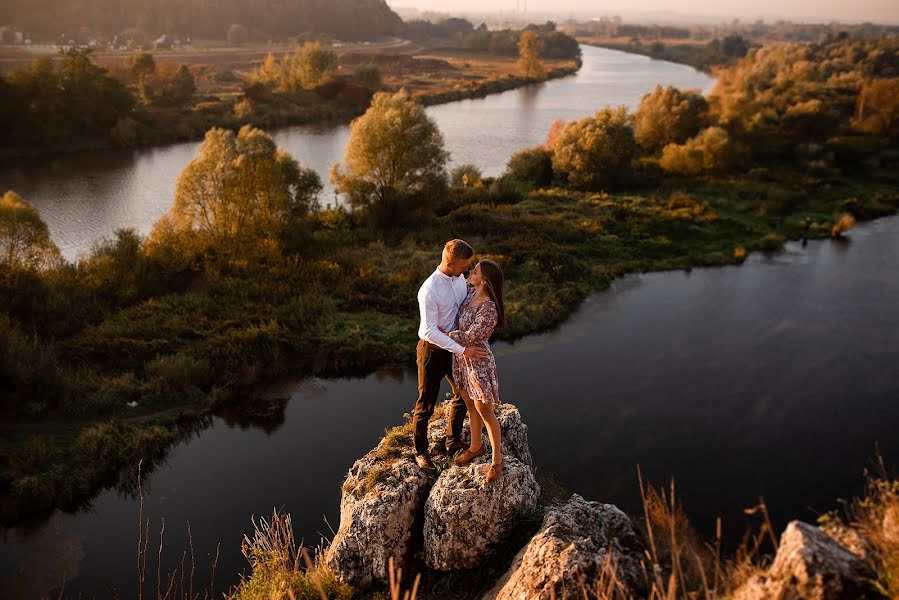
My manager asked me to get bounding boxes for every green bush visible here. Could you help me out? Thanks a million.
[0,316,65,415]
[506,146,554,187]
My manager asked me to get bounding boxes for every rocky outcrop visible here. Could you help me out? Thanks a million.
[486,494,646,600]
[325,438,432,587]
[423,456,539,571]
[733,520,878,600]
[427,402,533,468]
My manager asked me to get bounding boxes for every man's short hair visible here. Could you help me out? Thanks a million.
[444,239,474,260]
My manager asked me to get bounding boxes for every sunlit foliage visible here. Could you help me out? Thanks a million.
[332,91,448,226]
[634,85,709,153]
[151,125,321,264]
[551,107,639,190]
[0,191,62,273]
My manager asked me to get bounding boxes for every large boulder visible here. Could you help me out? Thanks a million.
[325,436,432,587]
[486,494,646,600]
[733,520,878,600]
[423,456,539,570]
[427,402,533,468]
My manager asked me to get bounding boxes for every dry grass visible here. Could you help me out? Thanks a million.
[819,458,899,598]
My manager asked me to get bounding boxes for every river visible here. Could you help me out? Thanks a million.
[0,45,712,261]
[3,48,899,598]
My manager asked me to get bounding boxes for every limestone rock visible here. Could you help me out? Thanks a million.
[423,456,539,571]
[325,438,432,586]
[427,402,533,468]
[486,494,646,600]
[733,520,877,600]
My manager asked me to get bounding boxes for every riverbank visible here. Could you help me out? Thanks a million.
[2,166,898,527]
[0,47,579,160]
[576,37,745,72]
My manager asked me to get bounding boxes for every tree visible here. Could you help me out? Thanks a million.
[552,107,639,190]
[57,48,135,137]
[0,191,62,272]
[634,85,708,153]
[506,147,554,187]
[660,127,733,175]
[331,91,448,226]
[451,164,483,188]
[169,64,196,103]
[854,78,899,138]
[227,24,248,46]
[287,42,337,90]
[354,64,382,90]
[153,125,321,262]
[125,52,156,79]
[518,30,545,79]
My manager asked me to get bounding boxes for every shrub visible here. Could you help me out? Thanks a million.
[0,315,65,415]
[353,63,382,90]
[450,163,483,188]
[506,146,554,188]
[660,127,733,175]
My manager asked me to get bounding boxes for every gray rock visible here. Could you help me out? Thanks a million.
[423,456,539,571]
[486,494,646,600]
[427,402,533,468]
[733,520,877,600]
[325,437,432,586]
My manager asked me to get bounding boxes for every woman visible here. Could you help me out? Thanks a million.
[441,259,506,482]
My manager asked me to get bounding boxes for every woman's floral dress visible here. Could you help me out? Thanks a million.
[449,287,500,405]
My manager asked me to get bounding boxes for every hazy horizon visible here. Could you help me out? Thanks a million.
[392,0,899,25]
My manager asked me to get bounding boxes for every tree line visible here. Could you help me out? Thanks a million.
[0,0,402,43]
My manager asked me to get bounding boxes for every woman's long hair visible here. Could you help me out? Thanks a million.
[478,259,505,329]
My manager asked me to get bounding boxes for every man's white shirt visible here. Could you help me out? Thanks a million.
[417,267,468,354]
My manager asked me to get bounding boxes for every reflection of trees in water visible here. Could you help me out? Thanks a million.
[218,396,288,434]
[517,82,546,111]
[111,415,215,500]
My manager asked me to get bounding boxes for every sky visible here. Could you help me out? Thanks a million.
[393,0,899,25]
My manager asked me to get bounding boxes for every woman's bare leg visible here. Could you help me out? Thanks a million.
[475,400,502,466]
[460,389,484,451]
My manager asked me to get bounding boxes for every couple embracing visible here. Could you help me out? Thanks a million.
[411,239,506,482]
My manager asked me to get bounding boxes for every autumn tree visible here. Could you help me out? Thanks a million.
[151,125,321,264]
[331,91,448,226]
[518,30,546,79]
[254,43,338,92]
[854,78,899,138]
[552,107,639,190]
[0,191,62,272]
[634,85,709,153]
[288,42,337,90]
[660,127,733,175]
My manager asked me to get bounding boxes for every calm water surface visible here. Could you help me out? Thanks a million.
[0,46,712,261]
[3,215,898,598]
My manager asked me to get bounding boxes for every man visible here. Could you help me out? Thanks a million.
[412,239,488,473]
